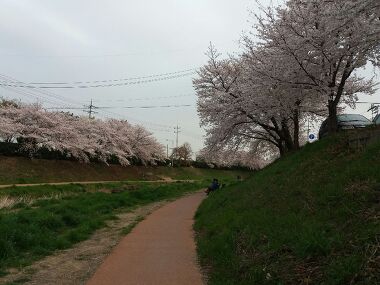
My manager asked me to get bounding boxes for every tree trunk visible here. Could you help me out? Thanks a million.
[281,120,295,152]
[277,140,285,157]
[269,117,295,156]
[327,62,353,134]
[293,102,301,149]
[328,99,338,133]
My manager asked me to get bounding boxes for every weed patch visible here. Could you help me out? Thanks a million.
[0,181,203,274]
[195,137,380,284]
[121,215,145,235]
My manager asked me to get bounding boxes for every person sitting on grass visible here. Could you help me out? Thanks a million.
[205,178,220,195]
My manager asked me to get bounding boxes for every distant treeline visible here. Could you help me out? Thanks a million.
[0,141,252,171]
[0,142,148,166]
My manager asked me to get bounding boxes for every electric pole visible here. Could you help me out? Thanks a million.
[166,139,174,167]
[173,125,181,163]
[174,125,181,148]
[84,99,97,119]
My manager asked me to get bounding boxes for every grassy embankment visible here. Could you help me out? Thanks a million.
[0,155,248,185]
[0,180,210,276]
[195,135,380,284]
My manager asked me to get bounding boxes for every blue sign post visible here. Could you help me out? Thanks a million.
[309,134,315,141]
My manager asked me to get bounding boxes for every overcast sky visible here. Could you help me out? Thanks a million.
[0,0,379,153]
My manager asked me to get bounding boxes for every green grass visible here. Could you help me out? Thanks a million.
[0,181,204,275]
[195,135,380,284]
[0,155,249,185]
[121,215,145,235]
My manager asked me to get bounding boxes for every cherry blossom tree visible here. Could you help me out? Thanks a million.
[194,45,318,156]
[172,142,192,166]
[253,0,379,132]
[125,124,165,165]
[0,104,165,165]
[194,0,379,161]
[198,146,268,170]
[0,98,19,108]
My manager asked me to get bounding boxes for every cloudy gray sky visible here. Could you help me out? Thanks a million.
[0,0,379,152]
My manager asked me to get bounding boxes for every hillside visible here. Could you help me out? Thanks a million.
[0,155,248,185]
[195,135,380,284]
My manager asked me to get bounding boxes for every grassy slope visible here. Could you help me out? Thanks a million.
[0,155,248,184]
[195,136,380,285]
[0,181,205,275]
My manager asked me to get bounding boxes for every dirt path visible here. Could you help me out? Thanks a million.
[0,179,198,189]
[87,192,205,285]
[0,201,167,285]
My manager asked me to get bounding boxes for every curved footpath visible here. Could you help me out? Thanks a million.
[87,192,205,285]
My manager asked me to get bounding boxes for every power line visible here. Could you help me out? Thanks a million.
[96,108,173,129]
[0,73,83,108]
[0,85,61,106]
[0,73,196,105]
[46,103,174,132]
[1,84,198,141]
[0,72,195,89]
[26,68,196,85]
[182,130,204,140]
[97,104,193,109]
[0,69,196,89]
[92,93,195,103]
[46,104,193,110]
[0,73,182,133]
[0,79,78,107]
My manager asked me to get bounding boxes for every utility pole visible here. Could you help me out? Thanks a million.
[84,99,97,119]
[165,139,174,166]
[173,125,181,164]
[174,125,181,149]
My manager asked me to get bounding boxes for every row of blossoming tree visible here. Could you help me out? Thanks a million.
[0,102,165,166]
[194,0,380,159]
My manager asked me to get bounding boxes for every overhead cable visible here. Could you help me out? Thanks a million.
[92,93,195,102]
[0,73,179,130]
[0,72,195,89]
[0,73,83,107]
[46,104,193,110]
[0,69,196,89]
